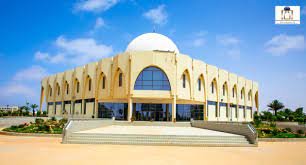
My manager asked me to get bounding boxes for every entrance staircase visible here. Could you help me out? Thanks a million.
[62,119,256,147]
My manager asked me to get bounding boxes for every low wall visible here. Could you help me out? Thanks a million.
[191,120,258,145]
[276,123,306,133]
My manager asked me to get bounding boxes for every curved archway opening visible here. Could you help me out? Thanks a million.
[134,66,171,90]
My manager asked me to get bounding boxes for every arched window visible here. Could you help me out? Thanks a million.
[57,84,60,96]
[211,81,214,94]
[88,78,92,91]
[49,85,52,97]
[198,78,201,91]
[102,76,106,89]
[241,88,244,99]
[134,66,170,90]
[66,82,69,94]
[232,87,235,98]
[183,74,186,88]
[76,81,80,93]
[119,73,122,87]
[223,84,226,96]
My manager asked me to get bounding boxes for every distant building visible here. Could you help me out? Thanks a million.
[39,33,259,122]
[0,106,19,112]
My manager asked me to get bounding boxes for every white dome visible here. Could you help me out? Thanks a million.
[126,33,179,53]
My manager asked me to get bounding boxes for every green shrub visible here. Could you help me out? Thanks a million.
[269,122,276,127]
[59,118,68,126]
[284,128,292,132]
[297,129,305,134]
[35,118,44,125]
[273,133,298,138]
[51,117,57,121]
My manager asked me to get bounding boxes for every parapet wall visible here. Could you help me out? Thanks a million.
[191,120,258,145]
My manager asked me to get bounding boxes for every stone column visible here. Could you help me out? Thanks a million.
[128,97,133,121]
[172,96,176,122]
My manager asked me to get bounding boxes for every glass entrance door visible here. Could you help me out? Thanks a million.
[133,103,172,121]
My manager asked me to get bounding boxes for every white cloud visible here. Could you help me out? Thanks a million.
[216,34,241,60]
[265,34,305,56]
[13,65,49,81]
[0,83,35,97]
[143,5,168,25]
[302,6,306,15]
[94,17,105,29]
[216,35,240,46]
[192,38,206,47]
[74,0,119,13]
[35,36,113,65]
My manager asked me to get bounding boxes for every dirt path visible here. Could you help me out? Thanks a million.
[0,135,305,165]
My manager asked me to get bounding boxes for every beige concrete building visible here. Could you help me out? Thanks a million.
[39,33,259,122]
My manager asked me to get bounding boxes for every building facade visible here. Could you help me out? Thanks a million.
[39,33,259,122]
[0,106,19,112]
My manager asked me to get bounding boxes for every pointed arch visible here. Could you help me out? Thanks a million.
[85,75,92,93]
[198,74,205,92]
[210,78,217,95]
[248,89,252,101]
[48,85,52,97]
[255,91,259,111]
[64,81,69,95]
[56,83,60,96]
[98,72,106,92]
[114,67,124,88]
[222,81,229,98]
[241,87,245,100]
[73,78,80,95]
[180,69,192,99]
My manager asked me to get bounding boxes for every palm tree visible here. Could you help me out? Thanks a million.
[30,104,38,117]
[267,100,284,116]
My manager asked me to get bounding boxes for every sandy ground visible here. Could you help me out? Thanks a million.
[0,135,305,165]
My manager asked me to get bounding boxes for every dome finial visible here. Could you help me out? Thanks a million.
[153,26,156,33]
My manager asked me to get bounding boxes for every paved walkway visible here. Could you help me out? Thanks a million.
[0,135,305,165]
[77,125,241,136]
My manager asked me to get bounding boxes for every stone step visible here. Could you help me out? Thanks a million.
[65,139,252,147]
[66,138,248,144]
[65,133,250,146]
[68,135,247,141]
[69,134,247,141]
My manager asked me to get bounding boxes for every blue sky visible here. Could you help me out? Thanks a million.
[0,0,305,112]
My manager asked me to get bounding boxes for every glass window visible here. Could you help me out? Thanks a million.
[176,104,204,121]
[102,76,106,89]
[198,78,201,91]
[98,102,128,120]
[57,85,60,96]
[183,74,186,88]
[119,73,123,87]
[241,90,243,99]
[76,81,80,93]
[232,87,235,98]
[66,83,69,94]
[223,84,225,96]
[49,86,52,96]
[134,103,172,121]
[134,67,171,91]
[88,79,91,91]
[211,82,214,94]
